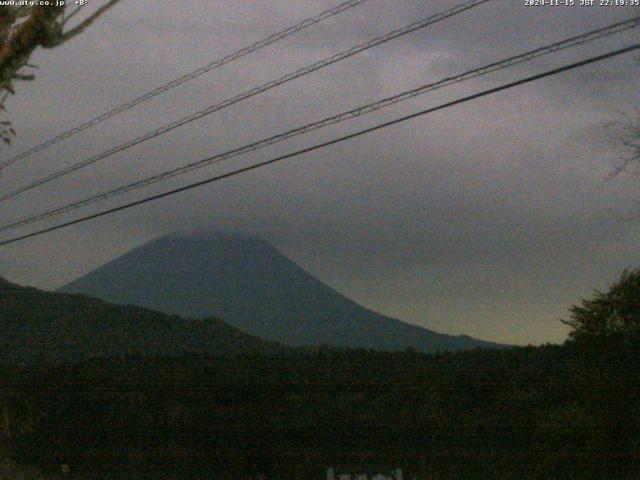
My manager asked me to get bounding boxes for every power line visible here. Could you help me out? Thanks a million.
[0,0,493,202]
[0,18,637,232]
[1,43,637,248]
[0,0,374,170]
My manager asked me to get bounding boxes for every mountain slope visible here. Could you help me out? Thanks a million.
[0,276,285,364]
[60,232,504,352]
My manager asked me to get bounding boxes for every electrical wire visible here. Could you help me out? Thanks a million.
[1,43,637,247]
[0,0,374,170]
[0,0,493,201]
[0,17,637,231]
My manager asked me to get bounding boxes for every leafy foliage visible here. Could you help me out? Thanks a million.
[0,277,287,364]
[563,269,640,339]
[1,273,639,478]
[0,2,120,144]
[0,337,638,479]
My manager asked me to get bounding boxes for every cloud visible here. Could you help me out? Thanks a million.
[1,0,639,345]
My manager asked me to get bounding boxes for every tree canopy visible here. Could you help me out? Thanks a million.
[0,1,120,144]
[563,268,640,339]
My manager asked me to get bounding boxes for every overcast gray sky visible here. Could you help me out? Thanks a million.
[1,0,639,345]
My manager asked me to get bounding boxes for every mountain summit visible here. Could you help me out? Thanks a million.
[60,232,503,352]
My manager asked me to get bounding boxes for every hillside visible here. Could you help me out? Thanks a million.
[0,277,286,364]
[60,231,505,352]
[3,336,639,479]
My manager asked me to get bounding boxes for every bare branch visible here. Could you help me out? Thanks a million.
[52,0,121,46]
[11,73,34,81]
[605,106,640,180]
[0,2,121,145]
[61,6,83,27]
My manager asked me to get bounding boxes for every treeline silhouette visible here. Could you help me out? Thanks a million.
[1,270,639,479]
[0,335,637,479]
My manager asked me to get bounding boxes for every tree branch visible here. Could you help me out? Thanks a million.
[0,2,121,146]
[0,6,64,87]
[51,0,121,47]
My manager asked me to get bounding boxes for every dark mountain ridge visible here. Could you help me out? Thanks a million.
[0,276,285,364]
[60,231,504,352]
